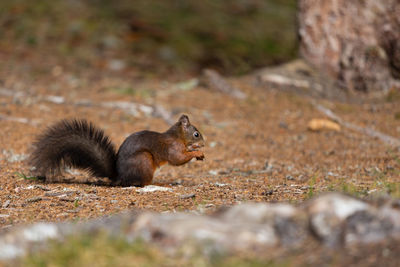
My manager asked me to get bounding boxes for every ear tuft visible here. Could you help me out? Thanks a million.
[178,114,190,127]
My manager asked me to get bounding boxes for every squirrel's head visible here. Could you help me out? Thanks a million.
[178,114,205,151]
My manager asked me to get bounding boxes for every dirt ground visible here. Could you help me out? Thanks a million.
[0,51,400,230]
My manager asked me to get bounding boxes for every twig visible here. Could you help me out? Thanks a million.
[313,102,400,147]
[201,69,246,99]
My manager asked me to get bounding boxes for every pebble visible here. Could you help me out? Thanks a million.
[2,200,11,208]
[208,170,219,176]
[170,179,183,186]
[136,185,173,193]
[209,141,217,148]
[179,193,196,199]
[279,121,288,129]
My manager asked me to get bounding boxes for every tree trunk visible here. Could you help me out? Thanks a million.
[298,0,400,95]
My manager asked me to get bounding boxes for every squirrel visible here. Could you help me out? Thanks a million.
[29,115,205,186]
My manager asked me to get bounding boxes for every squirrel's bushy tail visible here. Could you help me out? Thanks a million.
[29,119,117,180]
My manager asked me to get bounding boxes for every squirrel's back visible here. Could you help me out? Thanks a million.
[29,119,117,179]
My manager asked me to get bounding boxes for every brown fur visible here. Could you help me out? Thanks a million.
[29,115,205,186]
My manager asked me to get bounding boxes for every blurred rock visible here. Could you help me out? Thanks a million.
[307,193,368,246]
[344,210,394,244]
[220,202,307,246]
[1,193,400,261]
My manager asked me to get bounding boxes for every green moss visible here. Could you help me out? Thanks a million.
[22,233,289,267]
[386,89,400,102]
[24,234,166,267]
[107,87,154,98]
[340,181,368,198]
[306,175,317,199]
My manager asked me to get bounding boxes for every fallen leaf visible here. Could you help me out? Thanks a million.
[308,119,341,132]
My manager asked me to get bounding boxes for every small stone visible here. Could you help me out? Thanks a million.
[137,185,173,193]
[326,172,338,177]
[83,194,99,200]
[208,170,219,176]
[2,200,11,208]
[279,121,288,129]
[110,200,118,204]
[209,141,217,148]
[121,186,137,190]
[45,95,64,104]
[170,179,183,186]
[286,175,295,180]
[179,193,196,199]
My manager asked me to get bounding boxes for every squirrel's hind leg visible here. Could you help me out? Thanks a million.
[116,152,155,187]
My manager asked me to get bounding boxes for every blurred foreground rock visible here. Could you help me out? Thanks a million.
[1,193,400,260]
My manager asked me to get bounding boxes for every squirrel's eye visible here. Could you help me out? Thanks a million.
[193,131,200,138]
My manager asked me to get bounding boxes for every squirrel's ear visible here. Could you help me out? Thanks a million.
[178,114,190,128]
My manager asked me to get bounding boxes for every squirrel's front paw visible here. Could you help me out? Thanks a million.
[196,155,205,161]
[195,152,205,161]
